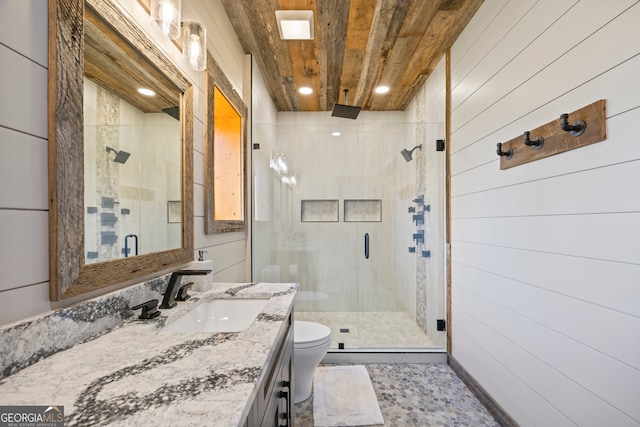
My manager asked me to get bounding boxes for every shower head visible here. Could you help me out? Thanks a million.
[331,89,361,120]
[401,144,422,162]
[106,146,131,164]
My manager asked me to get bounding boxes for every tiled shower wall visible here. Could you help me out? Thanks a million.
[406,56,447,347]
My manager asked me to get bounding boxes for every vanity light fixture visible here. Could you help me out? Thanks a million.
[183,21,207,71]
[299,86,313,95]
[137,87,156,97]
[375,85,390,94]
[151,0,181,40]
[275,10,314,40]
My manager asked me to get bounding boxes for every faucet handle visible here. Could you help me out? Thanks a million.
[176,282,193,301]
[131,299,161,320]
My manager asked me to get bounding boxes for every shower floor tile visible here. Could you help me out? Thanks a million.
[294,363,500,427]
[295,311,438,349]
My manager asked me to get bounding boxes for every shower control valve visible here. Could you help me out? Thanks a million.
[412,213,424,225]
[412,230,424,243]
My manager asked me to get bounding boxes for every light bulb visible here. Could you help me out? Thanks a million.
[151,0,181,40]
[183,21,207,71]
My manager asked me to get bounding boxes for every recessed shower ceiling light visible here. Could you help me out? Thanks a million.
[137,87,156,96]
[275,10,314,40]
[331,131,341,137]
[375,85,390,94]
[299,86,313,95]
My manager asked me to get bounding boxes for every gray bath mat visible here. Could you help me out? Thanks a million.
[313,365,384,426]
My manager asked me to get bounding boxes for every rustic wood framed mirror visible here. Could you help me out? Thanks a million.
[204,53,248,234]
[48,0,194,300]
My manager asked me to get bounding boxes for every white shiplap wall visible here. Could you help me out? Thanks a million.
[449,0,640,426]
[0,0,256,326]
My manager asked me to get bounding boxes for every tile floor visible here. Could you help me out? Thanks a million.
[294,363,499,427]
[295,312,439,349]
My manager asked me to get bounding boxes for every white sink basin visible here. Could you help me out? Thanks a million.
[162,298,269,333]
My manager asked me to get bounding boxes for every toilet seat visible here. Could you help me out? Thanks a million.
[294,321,331,349]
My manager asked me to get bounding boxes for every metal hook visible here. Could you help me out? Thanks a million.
[496,143,513,159]
[560,113,586,136]
[523,131,544,150]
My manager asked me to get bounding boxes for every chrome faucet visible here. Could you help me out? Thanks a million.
[160,269,212,309]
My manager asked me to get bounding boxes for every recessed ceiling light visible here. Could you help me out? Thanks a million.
[299,87,313,95]
[375,85,390,94]
[137,87,156,96]
[275,10,314,40]
[332,131,341,137]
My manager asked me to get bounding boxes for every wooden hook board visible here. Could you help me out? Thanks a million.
[499,99,606,170]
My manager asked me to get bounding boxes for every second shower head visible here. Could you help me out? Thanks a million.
[401,144,422,162]
[106,146,131,164]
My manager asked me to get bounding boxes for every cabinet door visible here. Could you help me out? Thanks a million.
[278,336,293,426]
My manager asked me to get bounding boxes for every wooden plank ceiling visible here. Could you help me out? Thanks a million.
[221,0,484,112]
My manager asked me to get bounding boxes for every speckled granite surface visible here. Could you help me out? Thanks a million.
[295,363,500,427]
[0,282,297,427]
[0,275,169,379]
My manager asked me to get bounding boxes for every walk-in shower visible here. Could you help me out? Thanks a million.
[252,114,446,352]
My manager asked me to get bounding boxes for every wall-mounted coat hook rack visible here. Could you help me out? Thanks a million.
[523,131,544,150]
[560,113,586,136]
[496,143,513,159]
[497,99,605,170]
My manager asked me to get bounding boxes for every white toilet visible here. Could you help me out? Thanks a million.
[293,320,331,403]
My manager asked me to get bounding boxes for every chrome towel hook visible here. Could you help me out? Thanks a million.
[560,113,586,136]
[523,131,544,150]
[496,143,513,159]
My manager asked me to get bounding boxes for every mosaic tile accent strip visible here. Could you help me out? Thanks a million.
[295,364,500,427]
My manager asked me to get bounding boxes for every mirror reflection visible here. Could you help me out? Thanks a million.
[204,54,247,234]
[83,6,183,263]
[213,86,243,221]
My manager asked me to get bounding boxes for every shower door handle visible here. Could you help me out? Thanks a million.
[364,233,369,259]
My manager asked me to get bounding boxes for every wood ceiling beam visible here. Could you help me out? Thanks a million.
[393,0,484,110]
[280,0,320,111]
[353,0,411,109]
[367,0,440,110]
[317,0,350,111]
[221,0,297,111]
[338,0,374,110]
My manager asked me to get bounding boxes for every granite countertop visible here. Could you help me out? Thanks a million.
[0,282,297,426]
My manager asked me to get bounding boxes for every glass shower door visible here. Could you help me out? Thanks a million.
[252,118,446,351]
